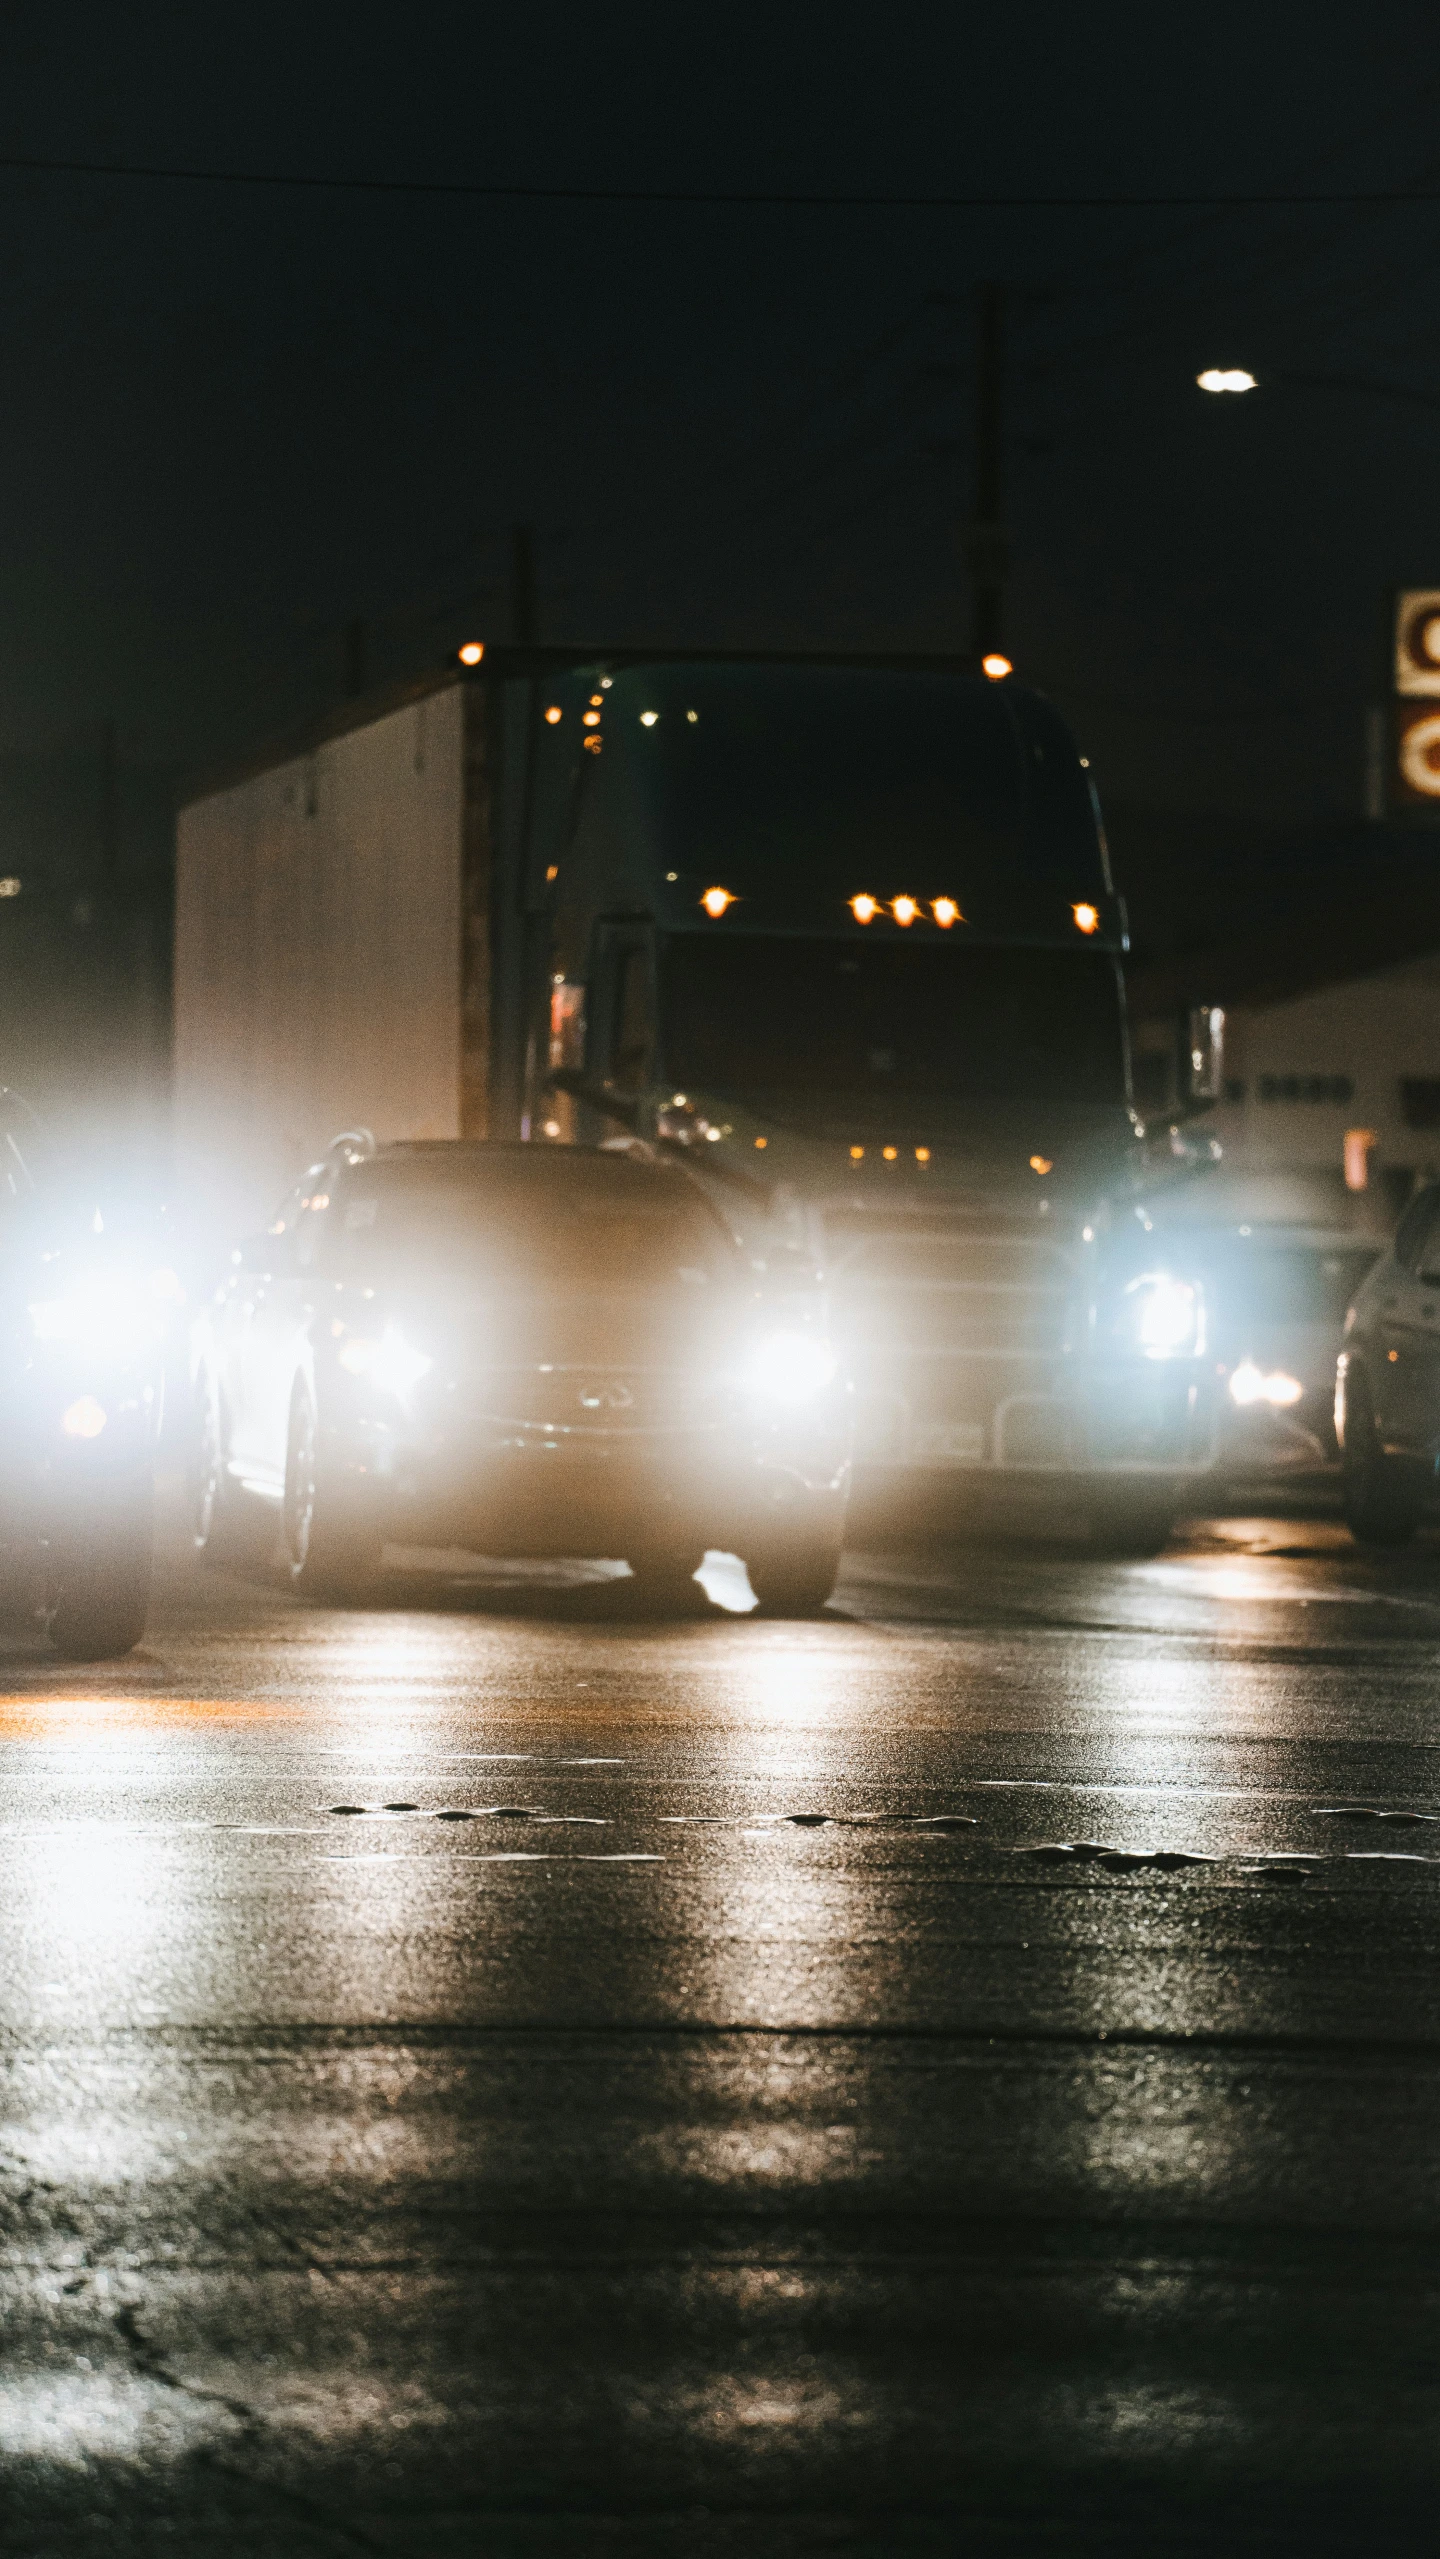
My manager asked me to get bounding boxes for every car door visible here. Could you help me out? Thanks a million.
[1372,1187,1440,1456]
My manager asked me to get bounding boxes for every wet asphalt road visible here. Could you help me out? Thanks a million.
[3,1512,1440,2557]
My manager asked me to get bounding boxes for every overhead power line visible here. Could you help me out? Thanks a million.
[5,151,1440,212]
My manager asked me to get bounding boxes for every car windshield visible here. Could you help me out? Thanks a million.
[659,938,1126,1107]
[323,1153,737,1292]
[1216,1244,1381,1325]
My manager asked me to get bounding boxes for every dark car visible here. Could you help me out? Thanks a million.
[1336,1181,1440,1546]
[0,1092,161,1657]
[190,1136,852,1612]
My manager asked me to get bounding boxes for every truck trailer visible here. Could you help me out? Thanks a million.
[174,648,1219,1547]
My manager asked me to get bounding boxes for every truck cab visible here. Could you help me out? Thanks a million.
[523,659,1217,1547]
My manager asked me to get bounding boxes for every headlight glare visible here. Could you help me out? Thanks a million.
[1229,1360,1304,1408]
[1122,1271,1204,1359]
[740,1330,839,1404]
[337,1323,433,1399]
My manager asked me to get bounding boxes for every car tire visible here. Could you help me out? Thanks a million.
[746,1528,844,1616]
[1341,1373,1426,1548]
[45,1476,154,1660]
[1089,1495,1177,1557]
[284,1383,384,1600]
[192,1372,276,1569]
[625,1546,707,1612]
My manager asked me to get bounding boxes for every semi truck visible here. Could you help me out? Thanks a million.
[174,648,1220,1549]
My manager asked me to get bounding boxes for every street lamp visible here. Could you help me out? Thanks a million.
[1197,368,1259,394]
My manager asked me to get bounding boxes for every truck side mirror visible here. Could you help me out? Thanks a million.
[1184,1005,1225,1107]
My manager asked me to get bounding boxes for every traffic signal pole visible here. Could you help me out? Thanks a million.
[967,283,1008,660]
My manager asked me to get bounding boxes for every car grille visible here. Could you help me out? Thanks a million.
[470,1367,701,1434]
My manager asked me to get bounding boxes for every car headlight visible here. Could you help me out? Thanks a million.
[29,1275,167,1355]
[738,1329,839,1404]
[1121,1271,1205,1359]
[1229,1360,1304,1409]
[337,1323,433,1399]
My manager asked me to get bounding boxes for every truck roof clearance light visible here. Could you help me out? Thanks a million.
[982,653,1012,680]
[457,642,484,666]
[850,1145,865,1161]
[544,706,563,724]
[700,886,736,918]
[754,1136,767,1149]
[931,897,962,928]
[882,1146,898,1161]
[850,893,879,922]
[915,1147,931,1163]
[891,895,919,926]
[1073,903,1100,934]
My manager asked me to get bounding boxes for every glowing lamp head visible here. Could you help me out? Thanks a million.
[850,893,879,923]
[61,1395,107,1439]
[891,895,919,927]
[700,886,735,919]
[457,641,484,666]
[1073,902,1100,935]
[544,705,563,724]
[915,1147,931,1164]
[1029,1155,1053,1176]
[982,653,1012,680]
[849,1145,864,1161]
[1197,368,1257,394]
[931,897,961,928]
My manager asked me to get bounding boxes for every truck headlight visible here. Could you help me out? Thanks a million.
[337,1323,433,1399]
[1121,1271,1204,1359]
[739,1331,839,1404]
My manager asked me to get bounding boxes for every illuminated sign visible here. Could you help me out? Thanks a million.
[1390,592,1440,810]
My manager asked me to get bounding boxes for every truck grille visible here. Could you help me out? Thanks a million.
[823,1217,1073,1360]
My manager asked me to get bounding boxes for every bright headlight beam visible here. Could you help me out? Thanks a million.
[740,1331,838,1404]
[337,1324,433,1398]
[1229,1361,1304,1408]
[1124,1271,1202,1358]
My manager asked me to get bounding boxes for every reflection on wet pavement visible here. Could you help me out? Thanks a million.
[1,1512,1438,2553]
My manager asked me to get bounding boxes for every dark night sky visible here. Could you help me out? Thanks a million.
[3,1,1440,830]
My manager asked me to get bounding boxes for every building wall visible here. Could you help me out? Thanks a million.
[1193,950,1440,1224]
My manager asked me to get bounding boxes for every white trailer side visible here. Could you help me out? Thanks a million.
[174,681,475,1252]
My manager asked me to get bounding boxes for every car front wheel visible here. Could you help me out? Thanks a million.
[745,1527,843,1617]
[1341,1372,1426,1548]
[45,1474,154,1659]
[284,1384,383,1600]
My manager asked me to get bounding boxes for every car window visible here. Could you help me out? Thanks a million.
[1395,1186,1440,1274]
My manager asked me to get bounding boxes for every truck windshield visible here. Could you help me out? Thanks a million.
[326,1155,737,1292]
[660,938,1125,1108]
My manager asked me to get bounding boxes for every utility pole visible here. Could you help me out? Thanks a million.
[966,283,1008,661]
[510,526,538,647]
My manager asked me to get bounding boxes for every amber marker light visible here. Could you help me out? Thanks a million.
[700,886,736,918]
[982,652,1012,680]
[882,1146,898,1161]
[850,893,879,923]
[754,1135,767,1149]
[582,710,601,728]
[915,1147,931,1164]
[931,897,961,928]
[1030,1155,1053,1176]
[1073,902,1100,934]
[544,705,563,724]
[458,641,485,666]
[850,1145,865,1160]
[891,895,919,926]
